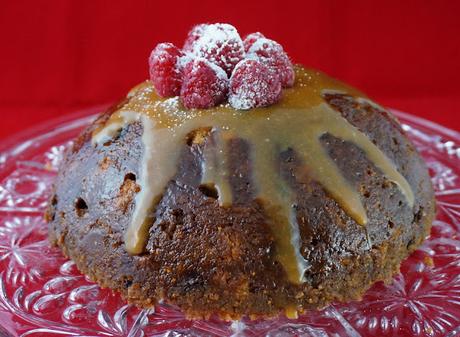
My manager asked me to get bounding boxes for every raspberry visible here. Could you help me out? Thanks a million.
[190,23,245,76]
[149,43,184,97]
[180,59,229,109]
[229,59,282,110]
[243,32,265,52]
[247,38,295,88]
[183,24,207,52]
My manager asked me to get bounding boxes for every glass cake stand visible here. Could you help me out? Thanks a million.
[0,106,459,337]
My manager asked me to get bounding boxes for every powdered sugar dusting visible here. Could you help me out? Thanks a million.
[243,32,265,52]
[190,23,245,75]
[155,96,181,114]
[247,38,295,88]
[180,58,229,109]
[177,53,194,71]
[206,58,229,82]
[229,59,281,110]
[186,57,228,83]
[183,23,207,52]
[148,43,184,97]
[247,38,275,55]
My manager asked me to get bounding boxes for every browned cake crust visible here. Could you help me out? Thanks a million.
[46,93,435,319]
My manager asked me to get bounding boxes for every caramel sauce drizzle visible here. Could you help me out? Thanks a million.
[93,67,414,284]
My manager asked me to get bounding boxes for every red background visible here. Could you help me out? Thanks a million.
[0,0,459,141]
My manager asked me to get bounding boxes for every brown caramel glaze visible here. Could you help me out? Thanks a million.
[47,93,435,320]
[93,68,414,284]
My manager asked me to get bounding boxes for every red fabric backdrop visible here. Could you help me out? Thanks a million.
[0,0,459,141]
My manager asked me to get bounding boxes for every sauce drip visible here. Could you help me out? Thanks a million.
[93,67,414,284]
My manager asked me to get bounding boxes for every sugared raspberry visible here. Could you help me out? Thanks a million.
[243,32,265,52]
[229,59,282,110]
[190,23,245,76]
[149,43,184,97]
[183,24,207,52]
[246,38,295,88]
[180,58,229,109]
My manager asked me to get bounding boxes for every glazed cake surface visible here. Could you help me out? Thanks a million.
[47,66,435,319]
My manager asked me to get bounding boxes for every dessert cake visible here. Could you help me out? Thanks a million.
[46,23,435,319]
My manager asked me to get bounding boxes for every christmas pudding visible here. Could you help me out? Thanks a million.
[46,23,435,319]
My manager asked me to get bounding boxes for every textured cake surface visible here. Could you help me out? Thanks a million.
[46,68,435,319]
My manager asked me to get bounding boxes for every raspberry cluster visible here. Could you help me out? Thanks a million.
[148,23,295,110]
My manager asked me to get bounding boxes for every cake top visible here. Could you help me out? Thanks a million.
[92,24,414,284]
[148,23,295,110]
